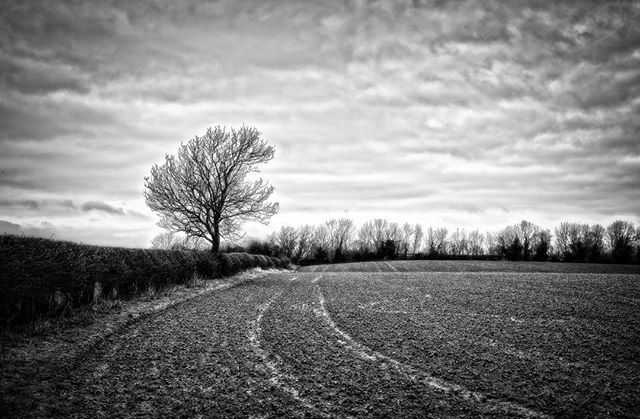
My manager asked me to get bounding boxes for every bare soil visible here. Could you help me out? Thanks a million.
[2,261,639,417]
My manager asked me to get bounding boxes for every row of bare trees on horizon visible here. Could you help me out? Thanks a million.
[153,219,640,265]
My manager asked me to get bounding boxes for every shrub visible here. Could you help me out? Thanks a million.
[218,252,289,276]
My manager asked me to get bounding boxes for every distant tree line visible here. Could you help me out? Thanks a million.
[216,219,639,265]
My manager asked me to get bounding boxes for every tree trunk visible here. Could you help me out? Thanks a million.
[211,224,220,254]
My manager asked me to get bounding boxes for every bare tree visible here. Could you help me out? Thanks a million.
[150,231,207,250]
[485,231,497,255]
[449,228,468,256]
[372,219,389,254]
[468,229,484,256]
[554,221,572,259]
[427,227,448,255]
[495,225,519,259]
[530,229,552,261]
[585,224,606,262]
[312,224,330,260]
[150,231,176,250]
[144,126,279,253]
[517,220,538,260]
[325,218,355,261]
[606,220,635,263]
[275,226,298,259]
[400,222,415,258]
[387,222,400,240]
[294,225,315,262]
[412,224,423,254]
[324,219,338,258]
[357,221,376,254]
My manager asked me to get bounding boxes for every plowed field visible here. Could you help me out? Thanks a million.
[5,261,640,417]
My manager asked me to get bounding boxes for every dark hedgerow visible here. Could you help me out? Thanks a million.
[0,235,288,326]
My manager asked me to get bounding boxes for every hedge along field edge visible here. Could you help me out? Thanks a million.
[0,235,290,326]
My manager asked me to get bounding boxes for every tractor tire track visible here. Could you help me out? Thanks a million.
[263,274,504,418]
[8,268,563,418]
[313,276,549,418]
[22,273,318,418]
[384,261,398,272]
[247,289,332,418]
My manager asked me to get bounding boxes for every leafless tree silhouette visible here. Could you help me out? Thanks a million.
[144,125,279,253]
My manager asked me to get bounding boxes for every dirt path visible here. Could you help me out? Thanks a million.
[8,271,549,418]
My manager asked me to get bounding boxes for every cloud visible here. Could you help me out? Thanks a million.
[80,201,126,216]
[0,55,90,95]
[0,198,150,221]
[0,199,76,211]
[0,199,40,210]
[0,0,638,245]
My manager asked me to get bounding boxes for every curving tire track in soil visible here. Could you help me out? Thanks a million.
[31,273,322,418]
[8,269,569,418]
[384,261,398,272]
[260,273,544,418]
[246,288,332,418]
[312,275,549,419]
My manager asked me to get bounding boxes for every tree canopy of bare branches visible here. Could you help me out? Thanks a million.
[144,125,279,253]
[150,231,207,251]
[262,218,638,264]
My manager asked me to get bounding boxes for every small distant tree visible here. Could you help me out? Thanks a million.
[449,228,468,256]
[294,225,315,262]
[150,231,207,250]
[379,239,397,260]
[506,237,524,261]
[585,224,605,263]
[568,223,589,262]
[485,231,497,256]
[387,222,401,255]
[313,246,329,263]
[150,231,177,250]
[400,223,415,259]
[517,220,538,261]
[372,219,390,255]
[274,226,298,259]
[606,220,635,263]
[323,218,355,262]
[468,229,485,256]
[531,229,552,261]
[496,226,517,259]
[144,126,279,253]
[357,221,376,256]
[427,227,448,256]
[554,221,572,260]
[412,224,424,255]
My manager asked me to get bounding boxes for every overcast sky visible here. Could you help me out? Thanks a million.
[1,0,639,247]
